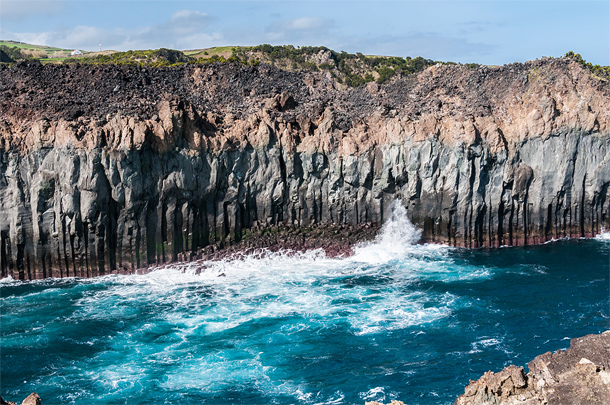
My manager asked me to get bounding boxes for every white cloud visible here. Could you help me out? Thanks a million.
[2,9,220,51]
[1,0,64,21]
[283,17,329,31]
[264,16,333,42]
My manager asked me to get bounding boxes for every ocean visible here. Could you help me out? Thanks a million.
[1,203,608,404]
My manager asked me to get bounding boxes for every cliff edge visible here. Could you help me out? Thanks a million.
[1,57,609,279]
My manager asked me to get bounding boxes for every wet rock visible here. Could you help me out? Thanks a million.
[0,393,40,405]
[455,331,610,404]
[0,396,16,405]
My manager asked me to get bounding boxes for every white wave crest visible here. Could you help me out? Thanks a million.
[595,231,610,241]
[350,200,424,264]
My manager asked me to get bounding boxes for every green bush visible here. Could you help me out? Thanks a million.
[344,73,366,87]
[565,51,610,80]
[0,45,26,61]
[376,66,395,84]
[65,48,192,66]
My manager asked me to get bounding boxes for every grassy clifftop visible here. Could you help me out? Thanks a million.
[63,44,441,86]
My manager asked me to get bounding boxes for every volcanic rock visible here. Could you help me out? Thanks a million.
[1,58,609,279]
[455,331,610,404]
[20,394,40,405]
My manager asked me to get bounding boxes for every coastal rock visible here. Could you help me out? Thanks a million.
[0,393,40,405]
[455,331,610,404]
[1,58,609,279]
[20,394,40,405]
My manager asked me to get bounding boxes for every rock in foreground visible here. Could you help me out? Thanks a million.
[0,393,41,405]
[455,331,610,404]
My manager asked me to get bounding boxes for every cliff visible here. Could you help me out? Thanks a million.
[455,331,610,404]
[1,57,609,279]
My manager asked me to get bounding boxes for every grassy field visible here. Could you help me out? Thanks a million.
[187,46,247,59]
[0,40,85,63]
[0,40,72,54]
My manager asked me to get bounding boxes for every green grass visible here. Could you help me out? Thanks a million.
[190,46,248,59]
[0,40,72,54]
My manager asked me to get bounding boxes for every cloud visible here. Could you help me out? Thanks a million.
[280,17,330,31]
[264,16,333,42]
[1,0,65,21]
[2,9,220,51]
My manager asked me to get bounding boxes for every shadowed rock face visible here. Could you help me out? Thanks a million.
[1,58,609,279]
[455,331,610,404]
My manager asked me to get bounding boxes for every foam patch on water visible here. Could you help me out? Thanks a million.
[59,201,478,340]
[595,231,610,241]
[0,200,503,404]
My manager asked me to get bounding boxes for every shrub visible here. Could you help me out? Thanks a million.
[376,66,395,84]
[565,51,610,80]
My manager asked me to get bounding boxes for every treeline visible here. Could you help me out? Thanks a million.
[0,45,26,62]
[59,44,442,87]
[64,48,191,67]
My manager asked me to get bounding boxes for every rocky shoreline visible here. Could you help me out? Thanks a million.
[93,222,381,277]
[1,57,609,279]
[455,331,610,404]
[0,393,41,405]
[363,332,610,405]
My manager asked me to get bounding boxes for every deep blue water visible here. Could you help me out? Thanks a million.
[1,205,609,404]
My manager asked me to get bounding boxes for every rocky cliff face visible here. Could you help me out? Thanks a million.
[1,58,609,279]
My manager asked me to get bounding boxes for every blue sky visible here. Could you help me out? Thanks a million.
[1,0,608,65]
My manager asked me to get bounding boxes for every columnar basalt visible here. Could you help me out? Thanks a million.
[1,58,609,279]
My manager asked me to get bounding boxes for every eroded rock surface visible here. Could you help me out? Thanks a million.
[455,331,610,404]
[0,393,41,405]
[1,58,609,279]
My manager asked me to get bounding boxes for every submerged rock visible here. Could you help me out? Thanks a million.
[455,331,610,404]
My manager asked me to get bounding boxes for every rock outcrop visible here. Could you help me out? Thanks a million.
[0,393,41,405]
[455,331,610,404]
[1,57,609,279]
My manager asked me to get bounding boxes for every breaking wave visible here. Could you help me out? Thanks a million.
[1,201,608,405]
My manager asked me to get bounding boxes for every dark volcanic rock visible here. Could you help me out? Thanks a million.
[1,58,609,279]
[455,331,610,404]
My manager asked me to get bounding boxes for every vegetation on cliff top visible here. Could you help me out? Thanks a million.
[0,40,80,62]
[2,39,608,86]
[564,51,610,80]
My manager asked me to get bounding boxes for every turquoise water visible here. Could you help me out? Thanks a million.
[1,204,609,404]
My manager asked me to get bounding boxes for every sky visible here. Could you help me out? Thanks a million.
[1,0,609,66]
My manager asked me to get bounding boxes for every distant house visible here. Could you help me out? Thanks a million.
[70,50,82,56]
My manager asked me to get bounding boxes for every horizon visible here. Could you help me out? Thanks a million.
[1,0,609,66]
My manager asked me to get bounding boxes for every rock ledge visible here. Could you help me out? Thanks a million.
[455,331,610,404]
